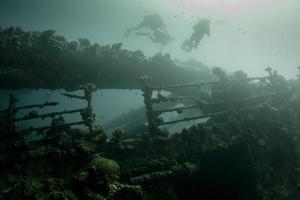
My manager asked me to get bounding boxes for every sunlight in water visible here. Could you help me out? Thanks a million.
[172,0,279,13]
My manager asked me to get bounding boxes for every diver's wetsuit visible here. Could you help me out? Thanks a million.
[182,19,210,52]
[123,14,165,38]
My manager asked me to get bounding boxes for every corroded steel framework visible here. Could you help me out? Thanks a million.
[0,83,96,134]
[140,72,287,135]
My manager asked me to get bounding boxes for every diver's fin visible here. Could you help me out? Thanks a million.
[181,39,188,50]
[123,29,132,38]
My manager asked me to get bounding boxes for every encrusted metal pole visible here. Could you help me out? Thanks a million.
[140,76,160,136]
[6,94,17,132]
[79,83,96,132]
[82,83,96,132]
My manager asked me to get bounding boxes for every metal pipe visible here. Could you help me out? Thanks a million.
[15,108,86,122]
[160,106,260,125]
[21,120,88,134]
[153,76,269,91]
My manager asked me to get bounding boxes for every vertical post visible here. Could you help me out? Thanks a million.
[265,67,284,93]
[80,83,96,132]
[140,76,160,136]
[7,94,17,132]
[265,67,273,78]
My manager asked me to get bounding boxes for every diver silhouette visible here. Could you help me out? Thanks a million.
[123,14,165,38]
[181,19,210,52]
[123,14,173,50]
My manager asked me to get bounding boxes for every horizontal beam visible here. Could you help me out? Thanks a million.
[15,108,86,122]
[159,106,260,125]
[0,101,59,113]
[152,76,269,91]
[204,92,286,106]
[154,92,287,116]
[154,104,199,115]
[61,93,85,100]
[151,95,199,104]
[21,120,88,134]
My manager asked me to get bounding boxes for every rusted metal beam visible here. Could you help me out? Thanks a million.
[151,95,199,104]
[204,92,287,106]
[0,101,59,113]
[154,104,199,115]
[154,92,287,116]
[153,76,269,91]
[14,108,86,122]
[21,120,88,134]
[159,106,260,125]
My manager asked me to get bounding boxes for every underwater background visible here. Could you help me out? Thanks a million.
[1,0,300,199]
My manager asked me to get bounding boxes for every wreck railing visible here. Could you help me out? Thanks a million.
[140,73,286,136]
[160,105,261,125]
[0,83,96,134]
[151,76,269,91]
[153,93,283,116]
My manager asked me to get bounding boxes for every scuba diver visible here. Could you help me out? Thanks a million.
[123,13,174,49]
[135,29,174,49]
[123,14,165,38]
[181,18,210,52]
